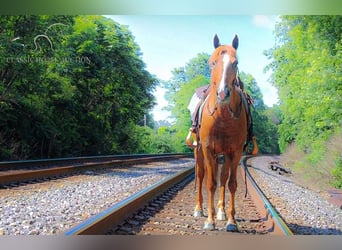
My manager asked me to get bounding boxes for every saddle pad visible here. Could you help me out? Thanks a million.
[195,84,210,99]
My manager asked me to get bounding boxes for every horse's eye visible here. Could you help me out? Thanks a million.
[210,61,217,69]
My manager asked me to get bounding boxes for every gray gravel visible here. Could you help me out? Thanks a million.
[0,159,194,235]
[248,156,342,235]
[1,156,341,235]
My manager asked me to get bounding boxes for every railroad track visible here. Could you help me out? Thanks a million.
[64,155,293,235]
[0,153,191,188]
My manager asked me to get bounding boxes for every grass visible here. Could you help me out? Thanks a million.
[280,131,342,191]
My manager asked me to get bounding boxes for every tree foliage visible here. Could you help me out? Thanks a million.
[0,15,157,160]
[265,15,342,153]
[238,72,280,154]
[171,75,210,153]
[163,52,211,113]
[265,15,342,187]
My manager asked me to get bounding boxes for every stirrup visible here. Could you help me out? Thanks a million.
[185,128,197,148]
[251,136,258,155]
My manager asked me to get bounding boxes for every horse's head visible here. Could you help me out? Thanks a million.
[209,34,239,104]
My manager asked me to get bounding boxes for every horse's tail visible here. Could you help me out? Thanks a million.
[238,77,258,155]
[243,119,258,154]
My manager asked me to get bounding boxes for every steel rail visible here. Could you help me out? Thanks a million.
[64,155,292,235]
[0,153,191,170]
[64,166,195,235]
[0,154,191,186]
[240,155,293,235]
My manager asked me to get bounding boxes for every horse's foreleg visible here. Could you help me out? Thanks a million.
[203,157,217,230]
[226,156,240,232]
[216,161,229,221]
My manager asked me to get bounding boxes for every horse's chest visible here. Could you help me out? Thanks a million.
[207,116,245,153]
[200,103,246,153]
[211,128,239,146]
[213,113,242,135]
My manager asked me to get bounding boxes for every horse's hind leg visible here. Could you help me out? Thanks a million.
[194,148,204,217]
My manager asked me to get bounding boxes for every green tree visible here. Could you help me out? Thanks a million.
[265,15,342,153]
[238,72,280,154]
[0,15,157,160]
[0,15,75,159]
[184,52,211,81]
[163,53,210,115]
[265,15,342,188]
[153,126,176,153]
[171,75,209,152]
[62,16,157,155]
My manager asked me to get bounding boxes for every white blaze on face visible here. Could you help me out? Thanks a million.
[218,53,230,94]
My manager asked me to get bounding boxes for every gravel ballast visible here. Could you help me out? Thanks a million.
[0,156,341,235]
[247,156,342,235]
[0,159,194,235]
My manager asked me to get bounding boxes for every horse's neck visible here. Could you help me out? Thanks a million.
[208,85,242,118]
[210,83,241,102]
[229,86,242,112]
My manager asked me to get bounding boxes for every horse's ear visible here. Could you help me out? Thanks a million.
[214,34,220,48]
[232,35,239,50]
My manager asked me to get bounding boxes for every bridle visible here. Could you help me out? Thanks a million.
[207,56,242,119]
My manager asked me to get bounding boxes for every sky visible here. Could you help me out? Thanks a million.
[107,15,280,121]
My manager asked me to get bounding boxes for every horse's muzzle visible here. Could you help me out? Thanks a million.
[217,87,230,103]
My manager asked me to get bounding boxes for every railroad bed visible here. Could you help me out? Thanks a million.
[0,157,193,235]
[0,155,340,235]
[0,154,188,187]
[246,156,342,235]
[105,166,269,235]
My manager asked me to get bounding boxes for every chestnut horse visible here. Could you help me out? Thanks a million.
[193,34,247,231]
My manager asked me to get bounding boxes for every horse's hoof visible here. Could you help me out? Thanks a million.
[216,209,227,221]
[226,223,238,232]
[203,222,215,231]
[193,210,204,217]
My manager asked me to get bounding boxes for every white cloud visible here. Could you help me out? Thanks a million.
[252,15,279,30]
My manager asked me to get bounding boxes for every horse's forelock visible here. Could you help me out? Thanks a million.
[209,45,237,67]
